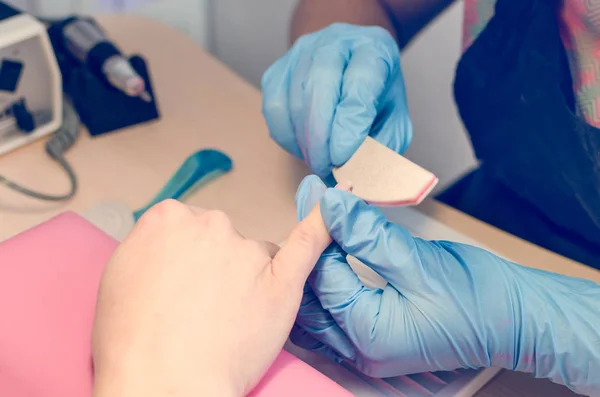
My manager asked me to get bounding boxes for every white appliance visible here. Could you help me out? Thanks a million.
[0,2,62,156]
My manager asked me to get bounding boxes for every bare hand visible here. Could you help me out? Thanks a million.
[91,199,332,397]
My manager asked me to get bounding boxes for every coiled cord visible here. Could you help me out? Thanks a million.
[0,99,80,201]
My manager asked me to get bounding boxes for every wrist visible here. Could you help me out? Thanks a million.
[93,361,239,397]
[290,0,398,44]
[94,377,238,397]
[498,268,600,395]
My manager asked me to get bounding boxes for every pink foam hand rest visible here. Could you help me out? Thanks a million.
[0,212,354,397]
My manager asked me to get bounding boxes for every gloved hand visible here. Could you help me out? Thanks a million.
[261,23,412,179]
[292,175,600,396]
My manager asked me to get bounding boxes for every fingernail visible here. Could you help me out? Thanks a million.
[296,175,327,221]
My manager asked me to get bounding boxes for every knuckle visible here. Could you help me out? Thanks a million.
[309,62,342,84]
[140,199,186,223]
[261,62,284,93]
[345,65,380,86]
[262,96,286,117]
[200,209,232,230]
[260,62,277,87]
[152,198,183,212]
[366,25,396,44]
[291,223,318,250]
[325,22,353,34]
[293,32,316,48]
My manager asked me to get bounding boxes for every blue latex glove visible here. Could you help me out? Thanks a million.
[293,175,600,396]
[261,23,412,179]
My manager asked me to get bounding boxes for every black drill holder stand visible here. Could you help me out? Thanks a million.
[47,16,160,137]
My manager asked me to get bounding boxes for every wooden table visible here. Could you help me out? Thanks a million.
[0,15,597,397]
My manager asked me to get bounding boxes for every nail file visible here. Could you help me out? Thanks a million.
[81,149,233,241]
[332,137,438,206]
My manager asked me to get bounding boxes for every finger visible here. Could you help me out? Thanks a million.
[261,53,304,159]
[293,282,356,361]
[271,176,350,287]
[288,51,313,164]
[307,243,381,347]
[193,207,246,239]
[292,175,359,361]
[272,199,331,286]
[295,175,328,221]
[295,174,352,219]
[369,86,413,155]
[330,38,399,166]
[320,188,429,291]
[296,176,368,323]
[295,175,356,354]
[291,44,349,177]
[292,224,399,360]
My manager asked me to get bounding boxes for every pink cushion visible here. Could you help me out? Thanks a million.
[0,212,353,396]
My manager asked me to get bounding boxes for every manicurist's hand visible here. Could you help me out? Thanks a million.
[91,199,332,397]
[262,23,412,180]
[292,175,600,397]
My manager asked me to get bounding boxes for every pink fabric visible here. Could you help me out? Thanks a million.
[0,212,353,397]
[0,212,115,397]
[462,0,600,127]
[248,350,354,396]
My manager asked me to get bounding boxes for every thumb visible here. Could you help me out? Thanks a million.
[272,200,331,287]
[295,175,327,221]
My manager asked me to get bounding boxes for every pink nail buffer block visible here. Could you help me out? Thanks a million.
[0,212,354,397]
[333,137,438,206]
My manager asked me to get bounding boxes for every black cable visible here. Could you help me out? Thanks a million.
[0,155,77,201]
[0,99,80,201]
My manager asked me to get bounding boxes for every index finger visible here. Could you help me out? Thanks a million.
[261,53,304,159]
[272,183,351,287]
[271,201,332,287]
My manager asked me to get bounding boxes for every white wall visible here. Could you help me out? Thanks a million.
[5,0,210,47]
[401,2,478,190]
[210,0,297,85]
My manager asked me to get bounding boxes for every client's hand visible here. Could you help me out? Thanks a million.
[91,199,332,397]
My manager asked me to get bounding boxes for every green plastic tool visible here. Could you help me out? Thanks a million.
[132,149,233,222]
